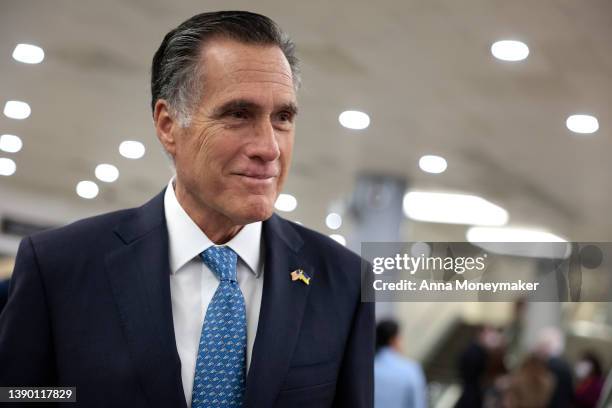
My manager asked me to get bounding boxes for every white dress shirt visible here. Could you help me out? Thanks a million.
[164,179,264,407]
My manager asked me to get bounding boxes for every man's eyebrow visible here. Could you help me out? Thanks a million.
[280,102,299,116]
[212,99,259,117]
[211,99,299,117]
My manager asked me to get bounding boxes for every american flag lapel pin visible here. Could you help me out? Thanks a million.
[290,269,311,285]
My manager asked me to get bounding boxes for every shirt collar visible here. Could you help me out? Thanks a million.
[164,178,262,277]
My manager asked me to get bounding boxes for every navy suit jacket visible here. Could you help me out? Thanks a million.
[0,191,374,407]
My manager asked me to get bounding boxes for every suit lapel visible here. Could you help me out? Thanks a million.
[105,191,187,408]
[244,215,312,407]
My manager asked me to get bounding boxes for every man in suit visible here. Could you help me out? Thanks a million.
[0,11,374,408]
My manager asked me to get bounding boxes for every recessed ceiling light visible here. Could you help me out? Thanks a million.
[95,164,119,183]
[12,43,45,64]
[76,180,99,199]
[0,134,23,153]
[325,213,342,230]
[0,157,17,176]
[119,140,145,159]
[275,193,297,212]
[419,155,447,174]
[403,191,508,226]
[3,100,31,120]
[467,226,570,259]
[491,40,529,62]
[566,114,599,134]
[329,234,346,246]
[338,110,370,130]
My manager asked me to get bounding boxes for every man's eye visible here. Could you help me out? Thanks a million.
[229,110,248,119]
[277,112,294,122]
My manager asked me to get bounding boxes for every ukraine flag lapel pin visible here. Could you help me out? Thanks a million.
[290,269,311,285]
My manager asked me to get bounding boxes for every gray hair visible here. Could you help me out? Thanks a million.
[151,10,301,127]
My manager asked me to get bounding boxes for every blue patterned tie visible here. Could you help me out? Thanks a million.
[192,246,246,408]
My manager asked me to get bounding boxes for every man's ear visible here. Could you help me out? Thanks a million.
[391,335,402,352]
[153,99,178,159]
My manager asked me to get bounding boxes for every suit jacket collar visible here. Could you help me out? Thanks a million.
[244,213,313,407]
[108,190,312,408]
[113,190,166,245]
[106,190,187,408]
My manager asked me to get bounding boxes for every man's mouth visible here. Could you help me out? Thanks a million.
[232,172,278,188]
[234,171,278,180]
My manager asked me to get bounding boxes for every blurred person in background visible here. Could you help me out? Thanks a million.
[503,354,555,408]
[455,326,488,408]
[375,319,427,408]
[503,299,527,370]
[534,327,574,408]
[456,325,507,408]
[574,351,605,408]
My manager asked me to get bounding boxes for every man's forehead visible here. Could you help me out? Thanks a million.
[224,67,294,88]
[197,40,296,108]
[200,38,293,84]
[207,74,297,108]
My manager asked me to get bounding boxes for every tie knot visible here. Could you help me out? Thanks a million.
[200,246,238,282]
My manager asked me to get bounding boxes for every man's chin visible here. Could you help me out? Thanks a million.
[231,198,275,224]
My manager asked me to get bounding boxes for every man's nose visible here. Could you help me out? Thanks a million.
[248,118,281,162]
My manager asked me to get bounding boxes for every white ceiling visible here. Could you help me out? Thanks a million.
[1,0,612,244]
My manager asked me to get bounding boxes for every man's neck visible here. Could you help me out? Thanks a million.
[173,180,244,245]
